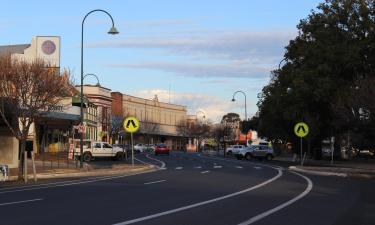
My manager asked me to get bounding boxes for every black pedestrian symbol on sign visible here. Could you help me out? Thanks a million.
[126,120,137,128]
[297,125,305,133]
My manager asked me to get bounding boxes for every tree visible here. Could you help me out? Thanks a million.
[256,0,375,151]
[141,118,160,144]
[110,115,124,143]
[0,55,72,180]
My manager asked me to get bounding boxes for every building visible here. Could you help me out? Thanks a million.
[111,92,188,150]
[75,84,112,142]
[0,36,81,168]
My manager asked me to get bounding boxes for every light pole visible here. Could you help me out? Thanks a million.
[80,9,119,168]
[232,90,247,145]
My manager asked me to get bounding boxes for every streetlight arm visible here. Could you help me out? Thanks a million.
[82,9,116,30]
[232,90,247,120]
[83,73,100,86]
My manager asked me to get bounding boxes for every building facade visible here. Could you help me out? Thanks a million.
[0,36,80,168]
[111,92,188,150]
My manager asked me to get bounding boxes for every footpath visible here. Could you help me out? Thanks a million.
[0,158,156,186]
[202,150,375,179]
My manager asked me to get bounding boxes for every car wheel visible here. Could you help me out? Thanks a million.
[83,152,92,162]
[245,153,252,160]
[266,154,273,160]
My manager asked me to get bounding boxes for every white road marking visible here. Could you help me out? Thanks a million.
[253,167,262,170]
[145,154,167,169]
[144,180,166,185]
[194,166,202,169]
[213,166,222,169]
[175,167,183,170]
[201,171,210,174]
[235,166,243,169]
[0,198,43,206]
[0,170,155,194]
[237,171,313,225]
[112,168,283,225]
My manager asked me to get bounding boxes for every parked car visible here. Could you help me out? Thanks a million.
[234,145,274,160]
[225,145,246,155]
[75,141,124,162]
[112,144,131,157]
[358,149,374,158]
[134,144,148,153]
[145,144,156,151]
[155,144,170,156]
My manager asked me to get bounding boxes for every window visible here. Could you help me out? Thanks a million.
[94,143,101,148]
[103,143,112,148]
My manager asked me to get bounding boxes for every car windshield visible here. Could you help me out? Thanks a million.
[157,144,166,148]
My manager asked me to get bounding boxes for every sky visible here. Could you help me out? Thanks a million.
[0,0,323,122]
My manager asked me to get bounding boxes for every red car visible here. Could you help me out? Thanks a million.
[155,144,170,155]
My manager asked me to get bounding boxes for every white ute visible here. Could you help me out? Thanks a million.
[75,141,125,162]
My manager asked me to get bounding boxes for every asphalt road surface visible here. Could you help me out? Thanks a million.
[0,152,373,225]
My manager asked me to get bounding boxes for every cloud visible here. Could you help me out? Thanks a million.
[134,89,246,122]
[107,61,270,79]
[123,19,194,29]
[86,30,295,62]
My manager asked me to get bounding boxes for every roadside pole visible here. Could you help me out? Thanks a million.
[123,116,140,167]
[131,132,134,166]
[294,122,309,167]
[300,137,303,166]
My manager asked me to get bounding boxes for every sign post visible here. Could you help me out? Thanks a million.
[294,122,309,166]
[123,116,140,167]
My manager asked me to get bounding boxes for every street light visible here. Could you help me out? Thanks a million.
[80,9,119,168]
[231,91,247,121]
[83,73,101,86]
[232,90,248,145]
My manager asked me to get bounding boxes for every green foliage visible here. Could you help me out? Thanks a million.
[256,0,375,146]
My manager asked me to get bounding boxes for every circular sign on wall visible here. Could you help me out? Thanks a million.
[41,40,56,55]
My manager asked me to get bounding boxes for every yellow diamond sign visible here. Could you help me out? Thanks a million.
[294,122,309,138]
[123,116,140,133]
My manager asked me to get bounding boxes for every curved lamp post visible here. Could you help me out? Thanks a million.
[232,90,248,145]
[80,9,119,168]
[278,57,287,70]
[231,91,247,121]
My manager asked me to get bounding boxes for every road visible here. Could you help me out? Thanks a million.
[0,152,373,225]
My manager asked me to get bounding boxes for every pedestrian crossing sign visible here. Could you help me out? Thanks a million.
[123,116,140,133]
[294,122,309,138]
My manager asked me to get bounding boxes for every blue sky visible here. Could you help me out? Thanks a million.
[0,0,322,122]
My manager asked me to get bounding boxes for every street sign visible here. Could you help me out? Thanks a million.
[123,116,140,133]
[294,122,309,138]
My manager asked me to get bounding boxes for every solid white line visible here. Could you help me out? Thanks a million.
[201,171,210,174]
[0,198,43,206]
[112,168,283,225]
[144,180,166,185]
[237,171,313,225]
[145,154,167,169]
[0,170,155,194]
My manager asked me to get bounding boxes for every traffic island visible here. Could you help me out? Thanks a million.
[289,166,375,179]
[1,164,157,185]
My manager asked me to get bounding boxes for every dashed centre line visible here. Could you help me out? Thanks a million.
[213,166,222,169]
[235,166,243,169]
[144,180,167,185]
[253,167,262,170]
[175,167,183,170]
[201,171,210,174]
